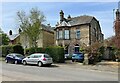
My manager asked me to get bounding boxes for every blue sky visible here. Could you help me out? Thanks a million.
[1,2,119,39]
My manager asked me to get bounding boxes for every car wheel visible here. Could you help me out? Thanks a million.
[5,59,8,63]
[38,61,42,67]
[15,60,18,64]
[23,61,27,65]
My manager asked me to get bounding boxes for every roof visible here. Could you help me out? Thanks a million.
[57,21,71,27]
[69,15,94,26]
[8,34,20,40]
[8,24,54,41]
[56,15,95,28]
[41,24,54,33]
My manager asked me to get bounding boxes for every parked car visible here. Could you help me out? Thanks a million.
[64,53,69,59]
[22,53,53,67]
[5,53,25,64]
[72,52,84,62]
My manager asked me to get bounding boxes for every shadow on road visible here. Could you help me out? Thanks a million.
[42,64,59,68]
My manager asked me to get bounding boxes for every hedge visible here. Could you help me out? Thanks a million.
[25,46,65,63]
[46,46,64,63]
[25,47,45,55]
[1,44,24,57]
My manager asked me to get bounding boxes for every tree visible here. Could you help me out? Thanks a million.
[0,28,9,45]
[0,28,4,34]
[17,8,45,48]
[104,36,116,47]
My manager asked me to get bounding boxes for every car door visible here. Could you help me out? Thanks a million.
[32,55,40,64]
[26,54,35,64]
[8,54,14,63]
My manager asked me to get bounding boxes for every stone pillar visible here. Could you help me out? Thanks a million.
[83,53,89,65]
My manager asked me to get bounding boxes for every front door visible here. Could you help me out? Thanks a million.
[75,44,79,53]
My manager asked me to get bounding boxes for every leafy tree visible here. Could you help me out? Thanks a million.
[0,28,9,45]
[0,28,4,34]
[1,34,9,45]
[17,8,45,48]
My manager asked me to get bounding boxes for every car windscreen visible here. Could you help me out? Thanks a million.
[73,53,83,56]
[44,54,51,58]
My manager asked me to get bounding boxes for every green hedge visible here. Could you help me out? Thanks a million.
[1,44,24,57]
[25,46,65,63]
[13,45,24,55]
[1,45,13,57]
[26,47,45,55]
[46,46,64,63]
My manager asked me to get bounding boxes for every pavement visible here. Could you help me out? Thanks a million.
[54,60,119,73]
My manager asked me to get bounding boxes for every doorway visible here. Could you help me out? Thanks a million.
[74,44,79,53]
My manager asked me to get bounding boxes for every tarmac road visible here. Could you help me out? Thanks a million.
[0,61,118,81]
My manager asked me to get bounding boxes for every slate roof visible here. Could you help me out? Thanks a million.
[69,15,94,26]
[41,24,54,33]
[56,15,95,28]
[8,34,20,40]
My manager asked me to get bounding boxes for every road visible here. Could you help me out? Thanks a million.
[0,61,118,81]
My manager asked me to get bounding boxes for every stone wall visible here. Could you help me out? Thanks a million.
[43,30,54,47]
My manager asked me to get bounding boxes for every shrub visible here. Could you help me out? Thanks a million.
[45,46,64,63]
[13,45,24,55]
[36,47,45,53]
[26,47,35,55]
[25,47,45,55]
[1,44,24,57]
[25,46,65,63]
[1,45,13,57]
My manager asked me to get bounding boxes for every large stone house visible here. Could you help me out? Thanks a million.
[8,24,54,49]
[54,10,104,54]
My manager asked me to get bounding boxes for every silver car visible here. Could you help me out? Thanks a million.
[22,53,53,67]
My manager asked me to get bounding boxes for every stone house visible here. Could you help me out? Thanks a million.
[8,30,20,45]
[54,10,104,55]
[8,24,54,49]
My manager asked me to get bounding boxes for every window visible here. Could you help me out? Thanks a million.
[30,54,34,58]
[64,30,70,39]
[59,30,62,39]
[56,31,59,39]
[44,54,51,58]
[93,28,96,37]
[76,30,80,39]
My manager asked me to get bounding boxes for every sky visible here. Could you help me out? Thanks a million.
[1,1,119,39]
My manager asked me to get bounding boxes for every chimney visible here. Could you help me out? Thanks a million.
[116,9,120,20]
[19,28,22,33]
[47,23,51,28]
[60,10,64,23]
[67,15,71,21]
[9,30,12,35]
[67,15,71,19]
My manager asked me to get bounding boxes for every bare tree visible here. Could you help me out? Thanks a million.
[17,8,45,48]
